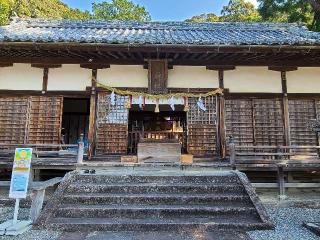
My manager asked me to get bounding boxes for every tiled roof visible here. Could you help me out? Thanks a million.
[0,18,320,46]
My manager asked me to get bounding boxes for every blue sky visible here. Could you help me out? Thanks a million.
[62,0,258,21]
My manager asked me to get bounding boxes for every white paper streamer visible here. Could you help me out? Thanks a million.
[138,96,143,109]
[197,97,206,111]
[110,90,116,106]
[169,96,175,111]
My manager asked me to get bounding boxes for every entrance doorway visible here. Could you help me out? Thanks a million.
[127,107,187,155]
[61,98,90,144]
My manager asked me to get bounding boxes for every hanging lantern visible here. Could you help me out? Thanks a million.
[197,96,207,111]
[183,97,189,112]
[154,99,160,113]
[110,90,116,106]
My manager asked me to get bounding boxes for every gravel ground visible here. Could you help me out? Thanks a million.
[0,207,61,240]
[0,204,319,239]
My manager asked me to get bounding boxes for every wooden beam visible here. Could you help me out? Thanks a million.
[268,66,298,72]
[206,65,236,71]
[31,63,62,69]
[80,63,110,69]
[42,68,49,93]
[0,63,13,68]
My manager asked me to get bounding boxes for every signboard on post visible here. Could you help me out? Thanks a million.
[9,148,32,199]
[0,148,33,236]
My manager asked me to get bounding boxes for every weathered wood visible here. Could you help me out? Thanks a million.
[88,69,98,158]
[268,66,298,72]
[187,96,217,157]
[0,63,13,68]
[80,63,110,69]
[31,63,62,69]
[42,68,48,93]
[277,164,286,200]
[206,65,235,71]
[96,92,128,154]
[148,59,168,94]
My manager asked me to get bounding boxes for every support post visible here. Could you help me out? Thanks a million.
[88,69,98,159]
[29,189,45,223]
[229,136,236,169]
[77,133,84,164]
[277,164,286,200]
[281,71,291,147]
[13,199,20,225]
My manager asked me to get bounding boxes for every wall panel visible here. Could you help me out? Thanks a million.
[225,98,284,148]
[96,92,129,154]
[0,97,29,144]
[187,96,217,156]
[27,96,63,144]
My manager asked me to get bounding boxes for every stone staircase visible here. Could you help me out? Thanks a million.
[36,170,273,232]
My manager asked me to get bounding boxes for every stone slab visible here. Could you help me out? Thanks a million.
[83,230,252,240]
[303,222,320,236]
[0,220,32,236]
[137,142,181,163]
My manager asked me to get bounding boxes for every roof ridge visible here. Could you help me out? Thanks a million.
[9,17,305,31]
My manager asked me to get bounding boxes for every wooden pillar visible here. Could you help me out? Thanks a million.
[269,66,297,146]
[88,69,97,159]
[281,71,291,146]
[80,64,110,159]
[207,65,234,159]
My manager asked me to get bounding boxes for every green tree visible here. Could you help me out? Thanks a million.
[0,0,10,25]
[0,0,90,25]
[258,0,320,30]
[92,0,151,21]
[186,0,261,23]
[186,13,219,22]
[221,0,261,22]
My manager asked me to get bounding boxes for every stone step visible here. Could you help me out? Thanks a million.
[65,183,245,194]
[75,174,240,184]
[49,216,268,232]
[55,204,258,219]
[62,193,251,206]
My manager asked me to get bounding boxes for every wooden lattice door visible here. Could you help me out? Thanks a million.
[289,99,318,146]
[187,96,217,156]
[0,97,30,144]
[96,92,129,154]
[0,96,63,144]
[225,98,285,150]
[27,96,63,144]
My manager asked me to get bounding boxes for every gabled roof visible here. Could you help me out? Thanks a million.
[0,18,320,46]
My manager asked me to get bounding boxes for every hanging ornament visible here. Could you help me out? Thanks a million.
[183,97,189,112]
[124,96,132,109]
[154,99,160,113]
[110,90,116,106]
[197,96,207,111]
[138,95,144,110]
[169,96,175,111]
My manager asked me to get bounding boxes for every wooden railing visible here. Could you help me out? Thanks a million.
[128,131,184,154]
[229,144,320,167]
[0,141,84,164]
[229,143,320,199]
